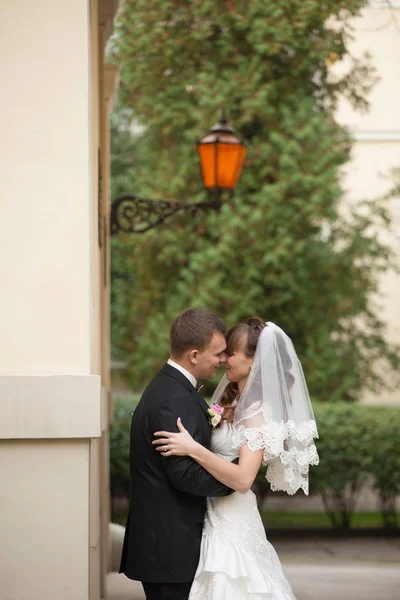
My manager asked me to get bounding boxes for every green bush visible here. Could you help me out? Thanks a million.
[311,403,400,529]
[362,406,400,528]
[311,403,371,528]
[109,396,400,529]
[109,395,139,499]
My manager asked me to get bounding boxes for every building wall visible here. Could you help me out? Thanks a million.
[0,0,93,375]
[89,1,103,596]
[0,0,119,598]
[0,440,90,600]
[336,2,400,405]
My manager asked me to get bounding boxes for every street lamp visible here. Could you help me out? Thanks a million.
[110,113,247,235]
[198,113,247,199]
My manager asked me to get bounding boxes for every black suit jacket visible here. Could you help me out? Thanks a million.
[119,364,234,583]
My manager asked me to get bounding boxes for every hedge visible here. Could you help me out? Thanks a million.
[109,395,139,500]
[311,403,400,528]
[110,396,400,529]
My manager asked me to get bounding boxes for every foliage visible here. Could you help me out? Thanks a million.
[252,464,269,510]
[363,406,400,528]
[109,0,400,400]
[310,402,400,528]
[260,511,394,529]
[109,396,400,529]
[310,402,371,528]
[109,394,140,498]
[110,110,140,359]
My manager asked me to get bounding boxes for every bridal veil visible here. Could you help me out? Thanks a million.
[211,322,319,495]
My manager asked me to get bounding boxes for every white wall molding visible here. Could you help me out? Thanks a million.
[352,130,400,142]
[369,1,400,8]
[0,375,102,439]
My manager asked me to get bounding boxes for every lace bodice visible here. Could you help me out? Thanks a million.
[210,421,238,461]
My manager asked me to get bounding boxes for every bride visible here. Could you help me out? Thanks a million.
[153,318,319,600]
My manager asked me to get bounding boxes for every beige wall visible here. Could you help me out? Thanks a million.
[89,1,103,596]
[91,2,120,595]
[0,440,90,600]
[99,58,119,596]
[0,0,120,598]
[0,0,93,375]
[337,3,400,132]
[336,3,400,404]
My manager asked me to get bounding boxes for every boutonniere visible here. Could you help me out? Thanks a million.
[207,404,224,429]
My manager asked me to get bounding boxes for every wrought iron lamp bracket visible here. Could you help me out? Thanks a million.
[110,193,223,235]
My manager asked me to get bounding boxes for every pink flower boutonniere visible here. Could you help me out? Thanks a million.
[207,404,224,429]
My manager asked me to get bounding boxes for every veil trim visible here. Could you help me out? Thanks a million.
[231,420,319,495]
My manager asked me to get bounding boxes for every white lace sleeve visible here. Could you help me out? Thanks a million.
[231,420,319,495]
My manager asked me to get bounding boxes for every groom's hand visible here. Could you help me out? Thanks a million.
[149,396,234,497]
[153,418,198,457]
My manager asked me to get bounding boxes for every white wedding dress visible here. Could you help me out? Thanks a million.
[189,422,297,600]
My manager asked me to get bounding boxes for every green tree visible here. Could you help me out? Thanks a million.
[109,0,399,398]
[110,108,140,360]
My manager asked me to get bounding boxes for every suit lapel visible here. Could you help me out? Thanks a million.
[193,390,210,418]
[160,364,210,420]
[161,363,194,392]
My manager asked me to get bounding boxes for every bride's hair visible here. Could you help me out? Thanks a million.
[220,317,266,424]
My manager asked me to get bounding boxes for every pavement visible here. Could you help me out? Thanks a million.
[107,537,400,600]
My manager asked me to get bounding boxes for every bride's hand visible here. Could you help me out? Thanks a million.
[153,418,198,457]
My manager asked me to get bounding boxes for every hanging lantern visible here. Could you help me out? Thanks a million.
[198,114,247,193]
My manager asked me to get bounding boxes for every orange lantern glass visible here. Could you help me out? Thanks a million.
[198,115,247,193]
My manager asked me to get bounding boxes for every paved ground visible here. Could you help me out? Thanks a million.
[272,535,400,565]
[108,538,400,600]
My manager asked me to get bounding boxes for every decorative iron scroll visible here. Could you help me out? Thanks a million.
[110,194,222,235]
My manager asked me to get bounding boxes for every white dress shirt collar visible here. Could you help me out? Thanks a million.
[167,359,197,389]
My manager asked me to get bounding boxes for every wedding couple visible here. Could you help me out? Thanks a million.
[120,308,319,600]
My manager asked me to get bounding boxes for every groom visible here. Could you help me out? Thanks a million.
[119,308,234,600]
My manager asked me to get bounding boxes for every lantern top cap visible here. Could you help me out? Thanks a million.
[209,112,236,135]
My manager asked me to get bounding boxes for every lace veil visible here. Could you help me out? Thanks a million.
[211,322,319,495]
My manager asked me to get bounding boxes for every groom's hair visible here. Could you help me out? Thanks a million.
[170,308,226,358]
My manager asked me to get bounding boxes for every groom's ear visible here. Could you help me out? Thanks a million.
[188,349,199,365]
